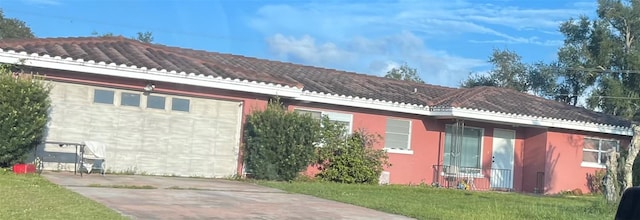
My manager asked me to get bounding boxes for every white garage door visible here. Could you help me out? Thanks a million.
[39,81,243,178]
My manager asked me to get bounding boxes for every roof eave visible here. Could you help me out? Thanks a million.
[450,107,633,136]
[299,93,632,136]
[297,90,432,116]
[0,50,303,98]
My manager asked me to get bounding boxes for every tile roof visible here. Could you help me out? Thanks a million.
[433,86,631,127]
[0,37,631,128]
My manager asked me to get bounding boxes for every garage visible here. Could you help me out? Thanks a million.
[39,81,243,178]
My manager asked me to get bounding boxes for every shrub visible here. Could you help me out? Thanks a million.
[0,65,51,167]
[315,125,390,184]
[243,99,322,181]
[587,169,606,194]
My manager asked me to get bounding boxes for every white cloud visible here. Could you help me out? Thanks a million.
[469,39,563,46]
[368,60,400,76]
[266,31,487,87]
[248,0,591,86]
[248,0,592,47]
[22,0,60,5]
[266,34,356,67]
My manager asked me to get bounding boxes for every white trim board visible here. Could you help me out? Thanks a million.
[0,50,632,137]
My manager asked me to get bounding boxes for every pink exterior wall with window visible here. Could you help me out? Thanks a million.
[292,102,536,191]
[292,102,442,184]
[294,102,632,195]
[541,129,630,194]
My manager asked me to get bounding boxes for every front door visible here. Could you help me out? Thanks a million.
[490,128,515,190]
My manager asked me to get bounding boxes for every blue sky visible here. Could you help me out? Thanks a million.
[3,0,598,87]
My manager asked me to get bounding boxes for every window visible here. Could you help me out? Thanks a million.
[147,95,166,110]
[384,118,411,150]
[121,92,141,107]
[583,138,619,166]
[93,89,114,104]
[172,98,190,112]
[295,109,322,120]
[443,125,482,173]
[294,109,353,134]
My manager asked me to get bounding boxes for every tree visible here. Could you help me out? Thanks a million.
[584,0,640,119]
[461,48,557,95]
[384,63,425,83]
[460,72,498,88]
[0,64,51,167]
[486,48,530,91]
[554,16,600,106]
[0,9,35,39]
[555,0,640,199]
[91,31,154,43]
[91,31,116,37]
[135,31,154,43]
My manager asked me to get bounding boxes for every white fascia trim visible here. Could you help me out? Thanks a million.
[0,50,302,98]
[297,92,632,136]
[451,107,633,136]
[297,90,433,116]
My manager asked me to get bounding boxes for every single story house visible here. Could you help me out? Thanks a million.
[0,37,632,194]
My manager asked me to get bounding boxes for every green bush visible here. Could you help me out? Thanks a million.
[0,65,51,167]
[315,124,390,184]
[243,99,322,181]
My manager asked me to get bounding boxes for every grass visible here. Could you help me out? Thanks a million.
[260,181,617,220]
[0,170,126,220]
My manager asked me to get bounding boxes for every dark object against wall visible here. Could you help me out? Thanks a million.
[616,187,640,220]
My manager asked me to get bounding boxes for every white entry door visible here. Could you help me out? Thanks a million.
[490,129,515,189]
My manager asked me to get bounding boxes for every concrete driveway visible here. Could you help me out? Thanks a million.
[43,172,414,220]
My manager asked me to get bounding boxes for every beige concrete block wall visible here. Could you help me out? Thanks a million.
[36,81,242,178]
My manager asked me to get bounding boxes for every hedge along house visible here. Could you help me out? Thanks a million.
[0,37,632,194]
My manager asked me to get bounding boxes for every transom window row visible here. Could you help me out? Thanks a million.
[93,89,190,112]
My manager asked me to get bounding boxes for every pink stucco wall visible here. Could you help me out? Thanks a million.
[521,128,547,193]
[544,129,631,194]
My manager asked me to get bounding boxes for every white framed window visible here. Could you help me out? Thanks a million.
[443,125,483,175]
[582,137,619,168]
[384,118,412,151]
[172,98,190,112]
[93,89,115,104]
[146,95,166,110]
[294,109,353,134]
[121,92,141,107]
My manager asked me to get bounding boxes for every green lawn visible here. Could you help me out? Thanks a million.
[260,181,617,220]
[0,170,126,220]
